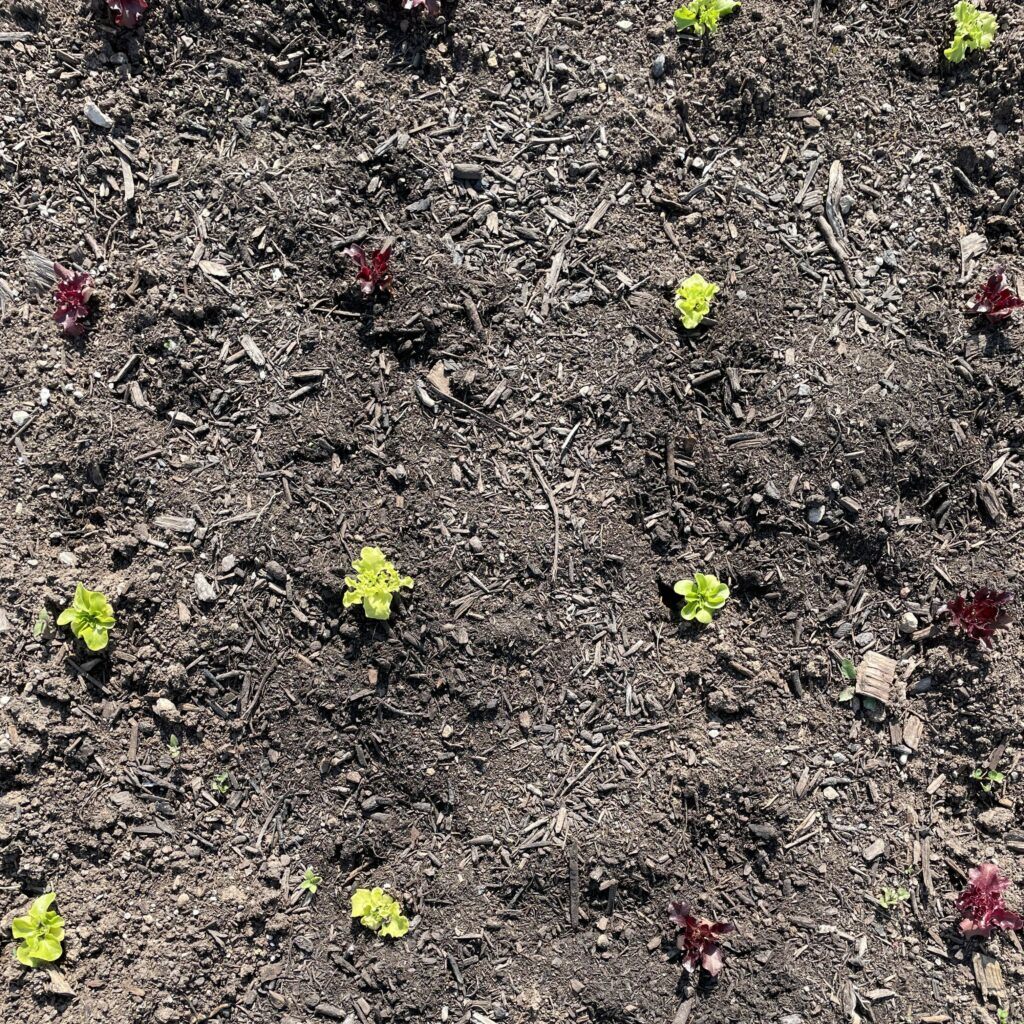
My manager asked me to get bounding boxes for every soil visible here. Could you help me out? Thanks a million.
[2,0,1024,1022]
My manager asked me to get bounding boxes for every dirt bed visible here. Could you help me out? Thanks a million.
[1,0,1023,1022]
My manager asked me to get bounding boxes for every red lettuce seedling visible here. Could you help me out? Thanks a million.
[106,0,149,27]
[404,0,441,14]
[968,268,1024,324]
[667,901,734,977]
[945,588,1013,646]
[344,244,393,297]
[956,863,1024,938]
[53,263,94,337]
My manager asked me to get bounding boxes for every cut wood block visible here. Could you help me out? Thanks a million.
[903,715,925,751]
[856,651,898,704]
[972,952,1005,1001]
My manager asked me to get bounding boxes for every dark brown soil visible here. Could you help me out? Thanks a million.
[2,0,1023,1022]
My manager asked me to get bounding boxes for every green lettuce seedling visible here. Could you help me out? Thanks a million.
[351,887,409,939]
[11,893,65,968]
[300,868,322,896]
[674,572,729,624]
[212,772,231,795]
[343,547,413,621]
[674,0,739,36]
[944,2,997,63]
[674,273,720,329]
[57,582,115,651]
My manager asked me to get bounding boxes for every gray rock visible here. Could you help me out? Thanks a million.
[194,573,217,603]
[978,807,1013,835]
[153,698,180,724]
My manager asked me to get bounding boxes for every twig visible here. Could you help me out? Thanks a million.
[528,455,560,584]
[568,842,580,930]
[420,377,523,438]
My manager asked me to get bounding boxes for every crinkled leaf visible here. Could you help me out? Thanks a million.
[106,0,149,27]
[673,273,719,328]
[343,547,412,622]
[945,588,1013,646]
[674,0,739,36]
[956,862,1024,937]
[944,1,998,62]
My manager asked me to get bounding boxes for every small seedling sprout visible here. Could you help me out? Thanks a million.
[300,868,322,896]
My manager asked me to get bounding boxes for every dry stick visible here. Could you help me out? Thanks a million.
[461,292,488,343]
[567,842,580,930]
[420,378,523,438]
[816,215,856,288]
[528,455,560,584]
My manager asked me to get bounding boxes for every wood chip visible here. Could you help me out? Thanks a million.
[855,651,897,704]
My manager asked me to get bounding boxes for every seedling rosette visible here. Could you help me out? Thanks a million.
[11,893,65,968]
[343,547,413,621]
[968,268,1023,324]
[53,263,94,337]
[674,572,729,624]
[667,901,733,976]
[344,244,393,297]
[57,582,116,651]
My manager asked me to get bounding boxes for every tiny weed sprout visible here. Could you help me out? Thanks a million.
[212,772,231,795]
[875,886,910,910]
[837,658,858,702]
[404,0,441,14]
[673,0,739,36]
[345,244,393,297]
[968,268,1023,323]
[944,588,1013,646]
[106,0,148,27]
[944,2,997,63]
[674,572,729,625]
[998,1010,1010,1024]
[53,263,94,337]
[970,767,1005,793]
[667,901,733,977]
[167,735,181,760]
[956,863,1023,938]
[673,273,719,329]
[300,868,322,896]
[57,583,115,652]
[32,607,49,638]
[351,888,409,939]
[12,893,65,968]
[343,546,414,621]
